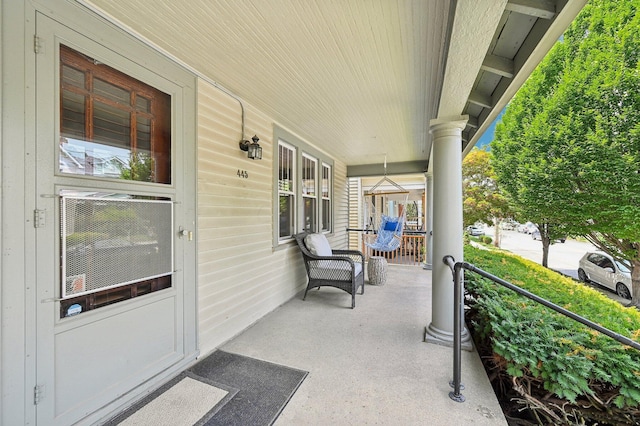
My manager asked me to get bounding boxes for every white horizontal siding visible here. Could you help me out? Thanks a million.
[348,177,362,251]
[328,160,349,250]
[197,79,349,356]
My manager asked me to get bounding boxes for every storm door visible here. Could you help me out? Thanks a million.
[34,13,197,425]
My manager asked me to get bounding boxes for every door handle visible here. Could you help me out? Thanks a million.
[178,227,193,241]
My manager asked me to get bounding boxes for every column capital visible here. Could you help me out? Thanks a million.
[429,115,469,134]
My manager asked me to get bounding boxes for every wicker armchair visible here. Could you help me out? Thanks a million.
[294,232,365,308]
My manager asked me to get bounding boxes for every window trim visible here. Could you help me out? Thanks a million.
[301,153,318,233]
[321,162,332,233]
[277,140,297,241]
[273,126,334,247]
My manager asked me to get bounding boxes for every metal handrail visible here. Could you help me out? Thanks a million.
[443,255,640,403]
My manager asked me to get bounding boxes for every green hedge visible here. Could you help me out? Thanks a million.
[464,245,640,422]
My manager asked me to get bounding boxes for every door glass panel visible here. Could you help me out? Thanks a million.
[93,100,131,147]
[62,64,85,87]
[136,116,151,152]
[59,45,171,184]
[61,90,86,139]
[136,95,151,112]
[94,77,129,104]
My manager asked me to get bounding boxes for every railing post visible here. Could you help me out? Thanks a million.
[443,255,465,402]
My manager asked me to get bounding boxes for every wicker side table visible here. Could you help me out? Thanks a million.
[368,256,388,286]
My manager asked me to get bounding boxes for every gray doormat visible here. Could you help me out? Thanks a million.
[107,350,307,426]
[193,351,308,426]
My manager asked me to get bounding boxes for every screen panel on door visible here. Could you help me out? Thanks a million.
[61,195,173,294]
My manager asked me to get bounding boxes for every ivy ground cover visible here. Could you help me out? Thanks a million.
[464,245,640,425]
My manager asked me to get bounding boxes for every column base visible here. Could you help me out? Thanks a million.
[422,262,432,270]
[424,323,473,351]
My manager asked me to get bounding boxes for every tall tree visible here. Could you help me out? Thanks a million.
[462,147,512,246]
[492,0,640,304]
[492,44,571,267]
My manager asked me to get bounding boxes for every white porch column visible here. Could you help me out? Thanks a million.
[425,116,471,349]
[423,172,433,270]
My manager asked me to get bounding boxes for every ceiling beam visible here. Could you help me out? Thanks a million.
[481,54,515,78]
[347,161,428,177]
[505,0,556,20]
[465,115,479,129]
[468,90,492,109]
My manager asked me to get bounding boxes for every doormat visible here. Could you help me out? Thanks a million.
[118,375,230,426]
[108,351,307,426]
[191,350,308,426]
[105,371,237,426]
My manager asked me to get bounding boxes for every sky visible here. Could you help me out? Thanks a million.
[475,108,505,149]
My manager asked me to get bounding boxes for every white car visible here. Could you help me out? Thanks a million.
[466,225,484,236]
[578,251,632,299]
[517,221,536,234]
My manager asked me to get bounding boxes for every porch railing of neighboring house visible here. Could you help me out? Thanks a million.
[443,255,640,403]
[347,229,426,266]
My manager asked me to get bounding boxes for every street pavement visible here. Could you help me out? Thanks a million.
[483,227,629,305]
[493,228,592,279]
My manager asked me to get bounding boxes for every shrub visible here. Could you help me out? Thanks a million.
[464,245,640,424]
[481,235,493,244]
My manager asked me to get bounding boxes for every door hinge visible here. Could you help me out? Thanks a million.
[34,35,42,54]
[34,209,46,228]
[34,384,45,405]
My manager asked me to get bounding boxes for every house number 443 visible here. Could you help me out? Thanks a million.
[237,169,248,179]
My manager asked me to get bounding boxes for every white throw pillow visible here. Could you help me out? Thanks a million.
[304,233,333,256]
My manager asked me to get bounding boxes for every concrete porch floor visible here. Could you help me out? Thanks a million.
[220,264,508,425]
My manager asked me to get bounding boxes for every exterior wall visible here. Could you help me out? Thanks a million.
[196,80,349,356]
[348,177,363,251]
[333,162,350,248]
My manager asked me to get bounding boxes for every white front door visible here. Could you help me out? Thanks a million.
[34,12,197,425]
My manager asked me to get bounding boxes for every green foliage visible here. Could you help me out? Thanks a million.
[481,235,492,245]
[465,244,640,418]
[121,152,154,182]
[491,0,640,286]
[462,148,512,228]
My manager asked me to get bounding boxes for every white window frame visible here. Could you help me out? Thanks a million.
[301,154,318,232]
[278,141,296,241]
[321,163,332,233]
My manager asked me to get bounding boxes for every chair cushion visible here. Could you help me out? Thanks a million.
[304,233,333,256]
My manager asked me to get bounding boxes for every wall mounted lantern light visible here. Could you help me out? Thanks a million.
[239,135,262,160]
[236,97,262,160]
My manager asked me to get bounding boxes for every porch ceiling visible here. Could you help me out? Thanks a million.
[82,0,586,171]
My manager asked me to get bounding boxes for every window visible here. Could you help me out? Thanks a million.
[274,127,334,245]
[59,45,171,184]
[278,142,296,239]
[302,155,317,232]
[322,163,332,232]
